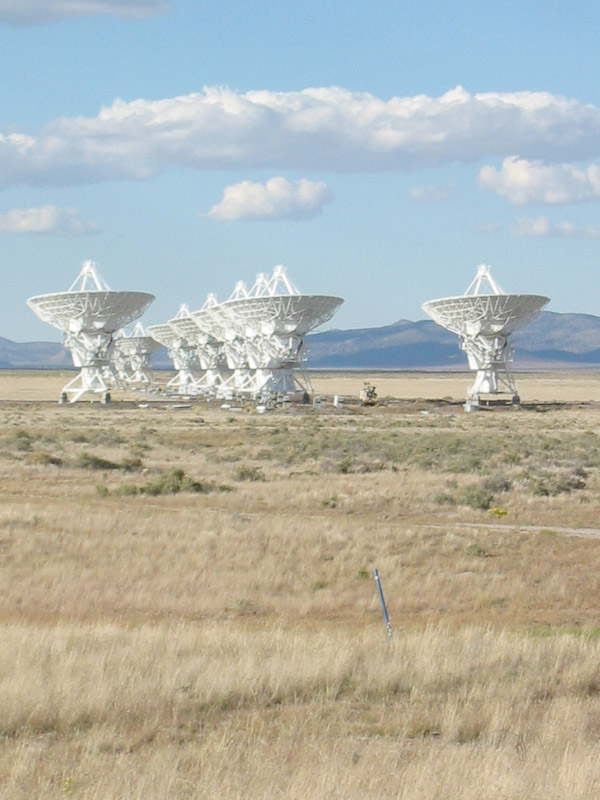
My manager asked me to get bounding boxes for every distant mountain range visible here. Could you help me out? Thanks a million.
[0,337,73,369]
[305,311,600,369]
[4,311,600,370]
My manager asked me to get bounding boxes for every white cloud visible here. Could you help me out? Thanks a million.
[406,184,455,202]
[0,206,98,234]
[0,0,169,25]
[511,215,600,239]
[3,86,600,188]
[479,156,600,205]
[207,178,334,221]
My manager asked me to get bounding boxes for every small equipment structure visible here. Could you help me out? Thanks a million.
[360,381,377,406]
[422,265,549,410]
[27,261,155,403]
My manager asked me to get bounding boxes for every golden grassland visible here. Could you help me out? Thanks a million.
[2,371,600,797]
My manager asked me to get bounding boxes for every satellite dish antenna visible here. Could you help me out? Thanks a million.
[27,260,154,403]
[150,265,343,401]
[187,295,228,397]
[147,304,201,394]
[112,322,161,388]
[422,264,549,410]
[217,265,344,398]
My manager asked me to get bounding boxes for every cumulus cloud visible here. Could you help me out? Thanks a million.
[406,184,455,202]
[0,0,170,25]
[207,177,334,221]
[479,156,600,205]
[0,206,98,234]
[511,215,600,239]
[3,86,600,188]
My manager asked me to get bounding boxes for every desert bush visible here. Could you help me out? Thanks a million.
[140,468,205,495]
[25,451,63,467]
[74,452,122,471]
[337,455,353,474]
[465,542,491,557]
[527,467,587,496]
[0,428,35,455]
[433,491,456,505]
[119,456,143,472]
[322,494,338,508]
[459,484,494,510]
[118,467,225,496]
[74,452,142,472]
[116,483,139,496]
[482,473,512,493]
[234,464,265,481]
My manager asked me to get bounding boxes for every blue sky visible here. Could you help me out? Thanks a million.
[3,0,600,341]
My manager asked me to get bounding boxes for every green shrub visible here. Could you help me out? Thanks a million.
[117,484,139,496]
[114,467,231,498]
[527,468,587,497]
[433,492,455,506]
[75,452,121,471]
[465,542,491,557]
[337,456,353,474]
[132,468,213,496]
[141,468,187,495]
[75,452,143,472]
[13,430,32,452]
[459,484,494,510]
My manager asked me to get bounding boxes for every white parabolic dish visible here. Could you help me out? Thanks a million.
[113,332,161,358]
[422,293,549,339]
[144,322,180,349]
[26,290,155,334]
[27,261,155,402]
[150,265,344,399]
[422,264,550,407]
[220,294,344,336]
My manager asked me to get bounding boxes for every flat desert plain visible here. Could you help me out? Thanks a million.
[7,368,600,403]
[310,369,600,403]
[1,370,600,798]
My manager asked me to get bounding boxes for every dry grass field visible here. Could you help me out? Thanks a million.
[2,370,600,798]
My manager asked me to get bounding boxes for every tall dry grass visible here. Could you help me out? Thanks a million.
[1,624,600,797]
[0,386,599,796]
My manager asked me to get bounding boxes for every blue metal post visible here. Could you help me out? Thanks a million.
[374,568,392,640]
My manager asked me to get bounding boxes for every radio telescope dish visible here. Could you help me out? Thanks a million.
[422,264,549,409]
[148,305,203,394]
[205,265,343,398]
[148,265,343,401]
[112,322,161,388]
[27,260,154,403]
[221,266,343,336]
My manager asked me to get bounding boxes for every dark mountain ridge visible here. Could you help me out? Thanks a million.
[4,311,600,370]
[304,311,600,369]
